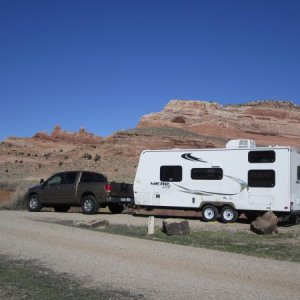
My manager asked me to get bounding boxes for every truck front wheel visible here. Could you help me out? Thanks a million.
[27,194,42,212]
[81,195,99,214]
[108,203,124,214]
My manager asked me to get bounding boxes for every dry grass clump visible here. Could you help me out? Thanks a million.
[0,180,36,210]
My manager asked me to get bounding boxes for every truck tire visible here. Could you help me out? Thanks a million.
[201,205,218,222]
[81,195,99,214]
[220,206,238,223]
[108,203,124,214]
[27,194,42,212]
[54,205,70,213]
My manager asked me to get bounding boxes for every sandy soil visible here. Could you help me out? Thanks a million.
[0,189,14,203]
[0,210,300,299]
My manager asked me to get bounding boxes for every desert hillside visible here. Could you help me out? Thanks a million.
[1,99,300,187]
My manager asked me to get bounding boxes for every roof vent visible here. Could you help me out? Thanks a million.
[226,139,256,149]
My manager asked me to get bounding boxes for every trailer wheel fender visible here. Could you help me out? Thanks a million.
[220,205,238,223]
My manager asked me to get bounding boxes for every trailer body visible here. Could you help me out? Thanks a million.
[134,141,300,220]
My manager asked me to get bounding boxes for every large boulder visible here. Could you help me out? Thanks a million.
[162,219,190,236]
[250,211,278,234]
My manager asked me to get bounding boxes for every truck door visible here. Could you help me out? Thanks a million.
[58,172,78,203]
[42,173,64,203]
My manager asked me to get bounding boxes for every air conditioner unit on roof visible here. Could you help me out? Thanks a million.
[226,139,256,149]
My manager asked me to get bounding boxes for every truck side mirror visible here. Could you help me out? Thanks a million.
[40,178,45,185]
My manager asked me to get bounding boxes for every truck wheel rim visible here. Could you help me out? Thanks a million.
[29,198,38,209]
[223,209,234,221]
[204,208,215,220]
[84,199,93,211]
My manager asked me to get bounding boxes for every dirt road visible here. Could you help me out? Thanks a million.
[0,211,300,299]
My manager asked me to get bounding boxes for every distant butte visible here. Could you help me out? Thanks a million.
[138,100,300,147]
[33,125,102,144]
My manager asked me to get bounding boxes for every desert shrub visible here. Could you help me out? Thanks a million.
[64,155,69,160]
[60,149,63,152]
[58,161,63,166]
[19,160,23,164]
[94,154,101,162]
[6,187,27,210]
[38,164,42,169]
[82,153,92,160]
[5,169,8,173]
[0,181,35,210]
[27,153,31,156]
[44,153,51,159]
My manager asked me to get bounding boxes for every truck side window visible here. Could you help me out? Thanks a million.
[47,174,63,186]
[160,166,182,182]
[248,170,275,187]
[80,172,106,183]
[191,168,223,180]
[63,172,77,184]
[297,166,300,181]
[248,151,275,163]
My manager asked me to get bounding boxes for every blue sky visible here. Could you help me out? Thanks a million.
[0,0,299,140]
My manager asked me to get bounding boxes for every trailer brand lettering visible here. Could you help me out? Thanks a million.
[150,182,171,188]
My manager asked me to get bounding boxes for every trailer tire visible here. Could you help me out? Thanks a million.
[201,205,219,222]
[81,195,99,214]
[220,206,238,223]
[108,203,124,214]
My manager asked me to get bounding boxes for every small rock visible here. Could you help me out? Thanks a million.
[162,219,190,236]
[73,219,108,228]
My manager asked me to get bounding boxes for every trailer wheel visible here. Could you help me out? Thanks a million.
[220,206,238,223]
[201,205,219,222]
[81,195,99,214]
[108,203,124,214]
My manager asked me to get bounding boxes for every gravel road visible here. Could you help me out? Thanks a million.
[0,211,300,299]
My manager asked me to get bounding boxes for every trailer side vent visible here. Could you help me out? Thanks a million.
[226,139,256,149]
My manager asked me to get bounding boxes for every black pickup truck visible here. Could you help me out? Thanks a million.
[25,171,134,214]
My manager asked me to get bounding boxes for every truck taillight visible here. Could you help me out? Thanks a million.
[105,184,112,192]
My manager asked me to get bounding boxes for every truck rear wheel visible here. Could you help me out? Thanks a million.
[81,195,99,214]
[201,205,219,222]
[108,203,124,214]
[220,206,238,223]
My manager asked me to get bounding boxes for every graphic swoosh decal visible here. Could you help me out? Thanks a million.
[181,153,207,163]
[174,175,249,196]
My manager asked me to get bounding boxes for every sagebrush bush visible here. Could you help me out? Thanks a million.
[0,180,36,210]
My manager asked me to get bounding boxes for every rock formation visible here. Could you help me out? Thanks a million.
[138,100,300,147]
[34,125,102,144]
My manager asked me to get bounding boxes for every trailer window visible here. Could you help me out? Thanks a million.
[160,166,182,182]
[191,168,223,180]
[248,170,275,187]
[248,151,275,163]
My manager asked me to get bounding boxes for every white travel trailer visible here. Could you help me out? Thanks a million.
[134,139,300,222]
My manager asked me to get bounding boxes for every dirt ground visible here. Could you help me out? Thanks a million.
[1,210,300,300]
[0,189,14,203]
[25,209,300,235]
